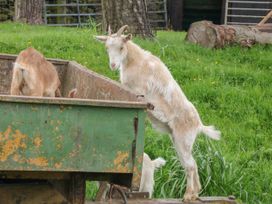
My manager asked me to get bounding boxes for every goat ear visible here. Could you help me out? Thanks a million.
[123,34,132,42]
[95,35,107,43]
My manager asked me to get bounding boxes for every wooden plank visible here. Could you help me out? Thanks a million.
[86,196,237,204]
[258,10,272,25]
[256,23,272,33]
[228,22,256,25]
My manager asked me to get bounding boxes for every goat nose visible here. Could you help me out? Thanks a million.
[111,63,116,68]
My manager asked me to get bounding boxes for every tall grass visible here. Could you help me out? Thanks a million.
[0,22,271,204]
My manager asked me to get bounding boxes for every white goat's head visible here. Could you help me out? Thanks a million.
[96,25,132,70]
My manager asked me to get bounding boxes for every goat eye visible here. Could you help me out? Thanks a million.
[120,47,124,51]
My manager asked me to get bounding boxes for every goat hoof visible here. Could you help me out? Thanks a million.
[183,193,199,202]
[147,103,155,110]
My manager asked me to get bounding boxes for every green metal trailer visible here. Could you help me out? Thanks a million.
[0,53,147,204]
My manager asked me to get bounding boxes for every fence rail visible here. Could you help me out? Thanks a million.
[44,0,168,29]
[44,0,102,26]
[224,0,272,25]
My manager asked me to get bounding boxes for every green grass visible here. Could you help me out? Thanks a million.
[0,22,272,204]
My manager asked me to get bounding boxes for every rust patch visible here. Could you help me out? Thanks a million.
[28,157,48,167]
[138,156,143,165]
[69,144,81,157]
[31,106,38,111]
[12,154,20,162]
[33,136,42,148]
[113,151,129,172]
[132,169,141,186]
[131,155,144,188]
[0,127,27,162]
[54,162,62,169]
[56,120,62,126]
[56,143,62,150]
[3,126,12,140]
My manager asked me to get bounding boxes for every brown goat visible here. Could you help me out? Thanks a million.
[10,47,61,97]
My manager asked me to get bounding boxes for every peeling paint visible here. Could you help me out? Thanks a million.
[33,136,42,148]
[12,154,20,162]
[28,157,48,167]
[113,151,129,172]
[0,126,27,162]
[56,143,62,150]
[56,120,62,126]
[54,162,62,169]
[132,162,142,184]
[31,106,38,112]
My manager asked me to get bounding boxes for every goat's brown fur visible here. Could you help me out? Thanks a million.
[10,47,61,97]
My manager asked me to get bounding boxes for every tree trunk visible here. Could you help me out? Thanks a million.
[101,0,153,38]
[167,0,184,31]
[15,0,44,24]
[185,20,272,48]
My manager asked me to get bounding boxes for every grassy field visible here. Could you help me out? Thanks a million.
[0,22,271,204]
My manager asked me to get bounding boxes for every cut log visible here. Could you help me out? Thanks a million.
[185,20,272,48]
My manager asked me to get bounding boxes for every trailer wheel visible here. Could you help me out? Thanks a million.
[68,174,86,204]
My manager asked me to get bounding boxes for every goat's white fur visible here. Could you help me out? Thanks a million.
[140,153,166,198]
[98,153,165,199]
[96,25,220,201]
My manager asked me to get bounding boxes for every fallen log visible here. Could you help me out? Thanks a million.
[185,20,272,48]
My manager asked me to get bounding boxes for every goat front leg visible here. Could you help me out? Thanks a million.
[137,95,155,110]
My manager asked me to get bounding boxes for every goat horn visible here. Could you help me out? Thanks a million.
[117,25,128,36]
[108,25,111,35]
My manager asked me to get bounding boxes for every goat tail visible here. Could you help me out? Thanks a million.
[201,125,221,140]
[152,157,166,169]
[13,62,27,70]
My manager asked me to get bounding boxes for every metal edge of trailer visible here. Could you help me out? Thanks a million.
[0,95,147,109]
[0,53,143,103]
[0,53,69,65]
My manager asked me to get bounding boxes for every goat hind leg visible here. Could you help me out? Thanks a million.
[171,130,200,201]
[10,67,23,95]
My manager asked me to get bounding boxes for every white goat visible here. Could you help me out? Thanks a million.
[97,153,165,199]
[96,25,221,201]
[140,153,166,198]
